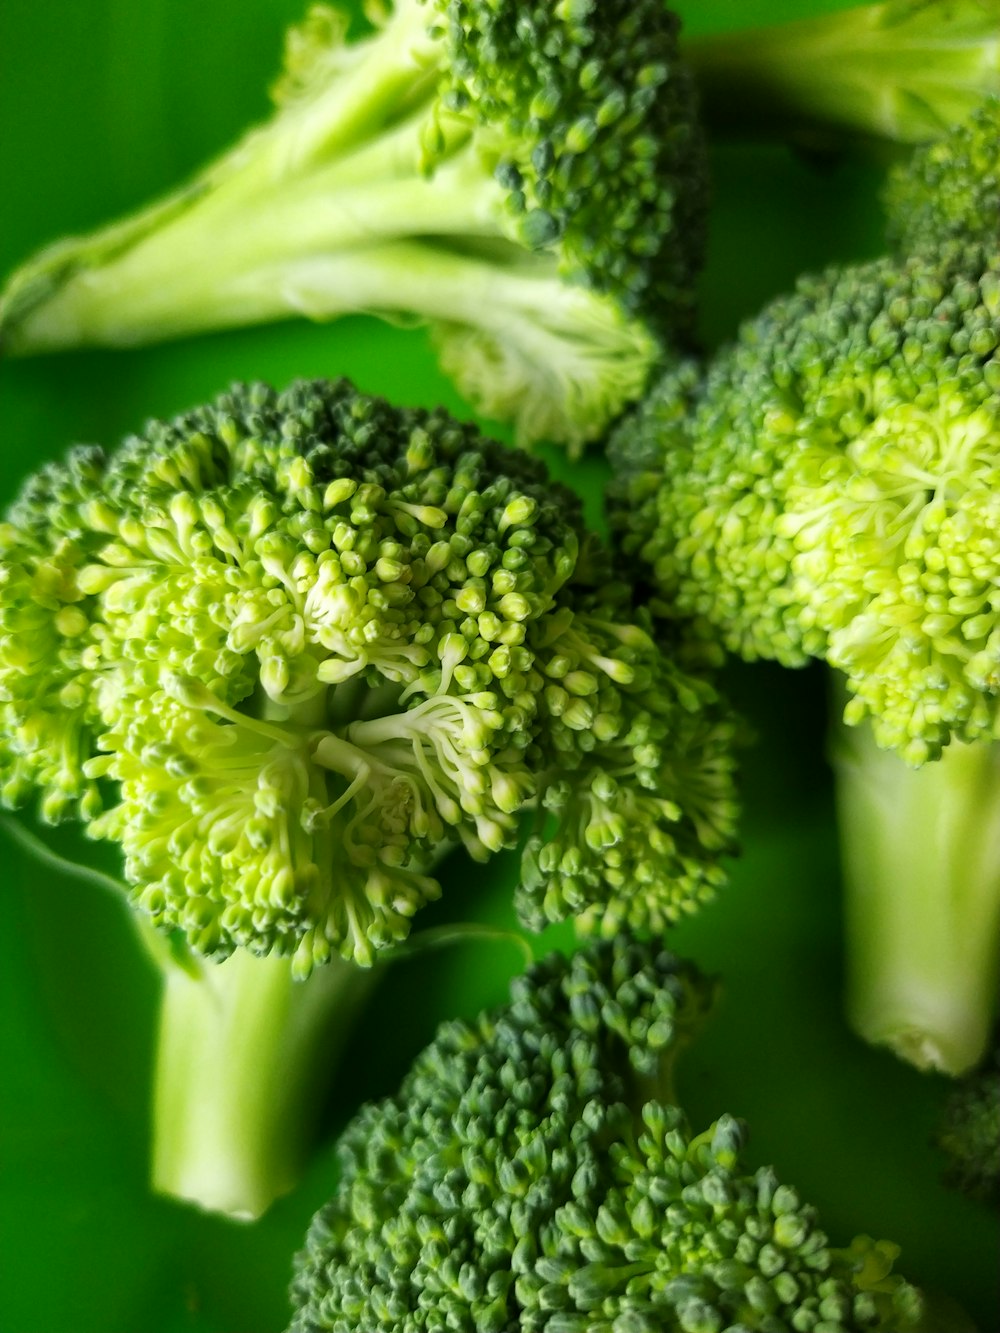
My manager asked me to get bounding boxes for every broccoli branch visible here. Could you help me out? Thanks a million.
[687,0,1000,149]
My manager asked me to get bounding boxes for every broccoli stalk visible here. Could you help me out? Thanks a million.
[152,943,370,1220]
[0,0,707,453]
[686,0,1000,148]
[833,712,1000,1074]
[1,378,739,1217]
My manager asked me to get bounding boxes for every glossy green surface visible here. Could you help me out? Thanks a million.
[0,2,997,1330]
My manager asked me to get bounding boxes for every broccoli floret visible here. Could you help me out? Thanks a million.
[608,232,1000,1076]
[0,377,739,1217]
[884,95,1000,254]
[289,937,927,1333]
[933,1030,1000,1206]
[0,0,709,455]
[685,0,1000,149]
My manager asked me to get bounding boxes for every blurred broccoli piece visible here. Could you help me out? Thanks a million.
[934,1030,1000,1205]
[884,94,1000,252]
[686,0,1000,150]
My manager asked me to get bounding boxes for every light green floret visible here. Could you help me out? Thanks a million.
[289,938,927,1333]
[612,244,1000,766]
[884,95,1000,255]
[1,379,739,1216]
[1,379,739,969]
[521,596,739,937]
[0,0,708,453]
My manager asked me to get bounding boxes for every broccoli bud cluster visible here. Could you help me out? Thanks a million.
[612,243,1000,764]
[289,939,925,1333]
[434,0,707,332]
[0,379,738,972]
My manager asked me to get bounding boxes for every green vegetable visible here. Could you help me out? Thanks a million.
[289,937,928,1333]
[0,0,709,454]
[0,377,738,1217]
[883,94,1000,252]
[933,1029,1000,1205]
[607,105,1000,1074]
[686,0,1000,149]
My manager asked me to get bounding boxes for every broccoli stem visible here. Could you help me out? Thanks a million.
[0,0,461,355]
[832,710,1000,1076]
[686,1,1000,148]
[0,155,507,352]
[151,943,373,1220]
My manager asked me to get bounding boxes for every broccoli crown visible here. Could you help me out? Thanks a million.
[289,937,924,1333]
[933,1034,1000,1205]
[0,379,738,971]
[884,96,1000,256]
[428,0,707,332]
[610,243,1000,764]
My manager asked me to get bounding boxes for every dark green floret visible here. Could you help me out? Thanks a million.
[289,937,926,1333]
[0,0,709,453]
[933,1032,1000,1206]
[1,377,739,1217]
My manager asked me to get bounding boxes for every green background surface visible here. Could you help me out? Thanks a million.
[0,2,997,1331]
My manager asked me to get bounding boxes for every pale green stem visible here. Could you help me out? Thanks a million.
[686,1,1000,147]
[2,166,507,352]
[0,0,451,354]
[152,946,372,1220]
[224,242,611,355]
[832,707,1000,1075]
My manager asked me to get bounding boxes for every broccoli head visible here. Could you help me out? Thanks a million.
[289,937,927,1333]
[0,0,708,453]
[1,378,739,1215]
[612,243,1000,765]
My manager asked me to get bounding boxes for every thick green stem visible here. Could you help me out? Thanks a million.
[832,706,1000,1075]
[686,1,1000,148]
[152,946,373,1219]
[0,161,505,352]
[0,0,451,354]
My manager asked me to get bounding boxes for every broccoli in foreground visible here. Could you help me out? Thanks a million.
[0,378,739,1216]
[608,145,1000,1076]
[289,937,926,1333]
[686,0,1000,149]
[933,1031,1000,1207]
[0,0,709,454]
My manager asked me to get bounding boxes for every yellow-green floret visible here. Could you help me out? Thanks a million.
[611,242,1000,767]
[1,379,738,975]
[288,938,925,1333]
[0,0,708,452]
